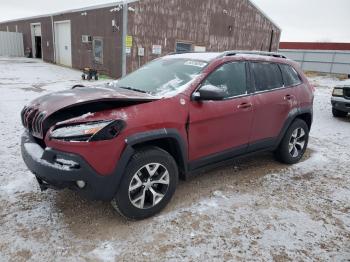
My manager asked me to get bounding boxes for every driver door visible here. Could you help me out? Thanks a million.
[188,62,254,168]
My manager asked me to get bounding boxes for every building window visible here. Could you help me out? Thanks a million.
[93,37,103,64]
[175,42,192,53]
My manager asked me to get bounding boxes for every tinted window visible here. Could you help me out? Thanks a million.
[280,64,302,86]
[202,62,247,98]
[251,63,283,91]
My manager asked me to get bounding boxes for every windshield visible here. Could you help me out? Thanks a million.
[110,58,208,97]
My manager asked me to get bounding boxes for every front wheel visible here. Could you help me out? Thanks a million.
[275,119,309,164]
[111,147,178,220]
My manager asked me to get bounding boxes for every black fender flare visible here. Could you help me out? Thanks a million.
[112,129,188,195]
[125,128,188,172]
[276,106,313,147]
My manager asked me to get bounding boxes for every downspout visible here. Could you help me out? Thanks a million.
[269,30,274,52]
[122,1,128,76]
[51,15,56,63]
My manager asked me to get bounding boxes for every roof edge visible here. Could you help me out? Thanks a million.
[247,0,281,31]
[280,42,350,51]
[0,0,139,24]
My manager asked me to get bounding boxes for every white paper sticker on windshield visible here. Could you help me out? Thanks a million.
[184,61,207,68]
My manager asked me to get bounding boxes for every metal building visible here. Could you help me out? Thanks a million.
[0,0,281,78]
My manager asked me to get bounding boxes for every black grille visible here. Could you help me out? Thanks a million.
[344,88,350,99]
[21,106,46,138]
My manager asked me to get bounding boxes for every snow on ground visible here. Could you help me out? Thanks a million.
[0,57,349,261]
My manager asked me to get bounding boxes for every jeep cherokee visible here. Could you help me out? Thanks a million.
[21,51,314,219]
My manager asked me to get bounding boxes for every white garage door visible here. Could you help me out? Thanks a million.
[54,21,72,67]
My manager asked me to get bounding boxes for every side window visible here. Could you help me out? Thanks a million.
[202,62,247,98]
[251,62,283,91]
[280,64,302,86]
[93,37,103,64]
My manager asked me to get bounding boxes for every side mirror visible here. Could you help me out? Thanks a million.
[192,85,226,101]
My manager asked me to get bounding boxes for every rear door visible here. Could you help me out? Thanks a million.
[188,61,254,165]
[249,62,298,148]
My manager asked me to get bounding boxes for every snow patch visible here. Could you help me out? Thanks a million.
[90,242,121,262]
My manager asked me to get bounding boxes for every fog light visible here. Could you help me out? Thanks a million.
[76,180,86,189]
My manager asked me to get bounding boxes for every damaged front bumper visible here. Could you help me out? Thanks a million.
[21,131,123,201]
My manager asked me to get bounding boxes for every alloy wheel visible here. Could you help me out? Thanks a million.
[128,163,170,209]
[288,127,306,158]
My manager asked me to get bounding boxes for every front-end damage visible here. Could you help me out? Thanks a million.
[21,86,158,140]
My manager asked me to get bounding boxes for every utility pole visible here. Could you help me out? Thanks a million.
[122,1,128,77]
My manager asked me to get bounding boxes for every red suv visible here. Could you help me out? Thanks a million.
[21,51,314,219]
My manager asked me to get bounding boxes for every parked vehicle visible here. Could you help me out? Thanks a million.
[21,51,314,219]
[331,85,350,117]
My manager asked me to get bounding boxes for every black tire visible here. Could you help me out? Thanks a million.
[111,147,178,220]
[332,108,348,118]
[275,119,309,164]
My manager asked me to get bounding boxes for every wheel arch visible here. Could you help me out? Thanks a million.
[295,112,312,130]
[125,129,188,180]
[277,107,313,146]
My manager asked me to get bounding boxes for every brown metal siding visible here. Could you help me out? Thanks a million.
[0,17,54,63]
[52,8,123,78]
[0,8,123,78]
[0,0,280,78]
[127,0,281,72]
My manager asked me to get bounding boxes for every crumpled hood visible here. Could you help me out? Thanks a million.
[28,85,157,116]
[22,85,158,139]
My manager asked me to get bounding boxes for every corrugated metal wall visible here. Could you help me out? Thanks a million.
[51,7,123,77]
[0,17,55,62]
[127,0,281,72]
[0,0,281,78]
[0,31,24,56]
[279,49,350,75]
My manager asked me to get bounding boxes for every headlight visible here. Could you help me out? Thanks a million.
[50,120,125,142]
[333,88,343,97]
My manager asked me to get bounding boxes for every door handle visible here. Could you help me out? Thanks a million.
[284,94,294,101]
[237,102,252,109]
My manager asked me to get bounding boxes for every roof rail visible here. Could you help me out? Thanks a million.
[167,51,196,55]
[222,50,287,59]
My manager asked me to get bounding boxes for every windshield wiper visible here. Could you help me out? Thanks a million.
[118,86,148,94]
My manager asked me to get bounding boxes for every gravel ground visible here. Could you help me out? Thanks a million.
[0,57,349,261]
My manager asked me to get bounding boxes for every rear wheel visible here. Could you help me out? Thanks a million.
[332,108,348,117]
[111,147,178,220]
[275,119,309,164]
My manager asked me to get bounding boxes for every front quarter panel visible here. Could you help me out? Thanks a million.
[45,95,190,176]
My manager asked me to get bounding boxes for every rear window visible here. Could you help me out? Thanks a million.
[279,64,302,86]
[251,62,283,91]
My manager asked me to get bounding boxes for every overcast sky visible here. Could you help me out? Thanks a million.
[0,0,349,42]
